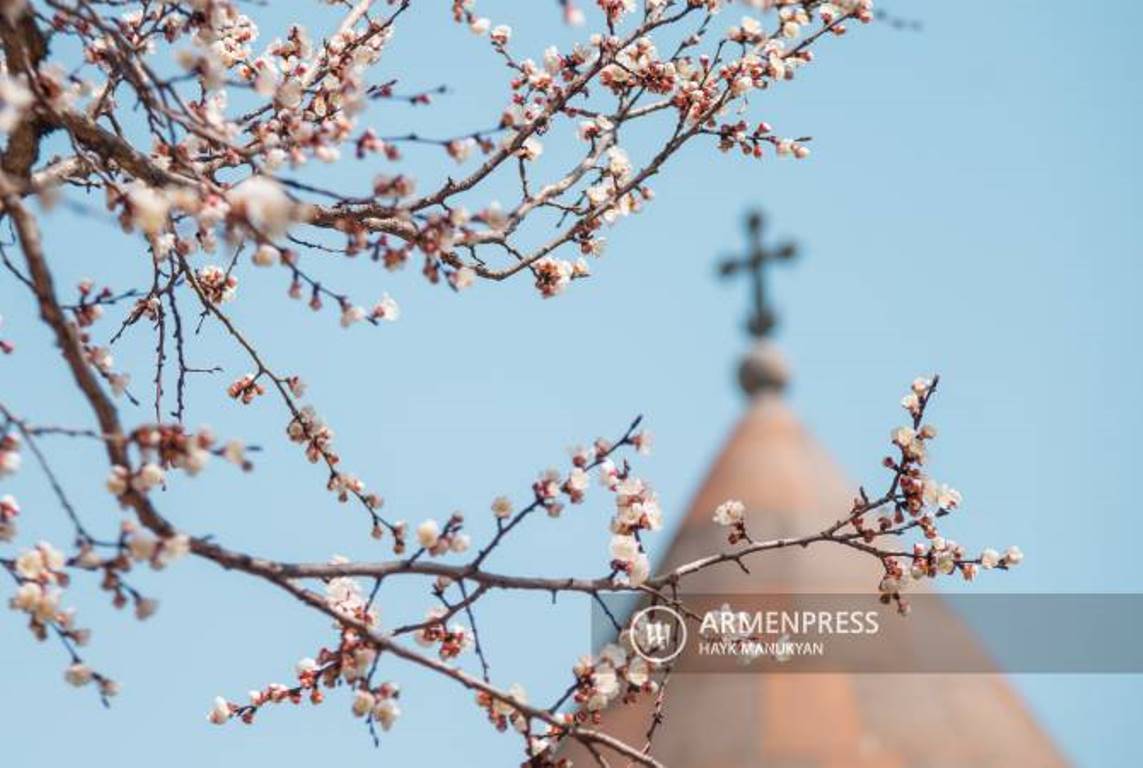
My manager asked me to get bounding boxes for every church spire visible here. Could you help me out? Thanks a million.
[718,210,796,396]
[718,210,798,338]
[561,211,1063,768]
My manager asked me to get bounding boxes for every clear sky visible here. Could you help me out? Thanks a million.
[2,1,1140,765]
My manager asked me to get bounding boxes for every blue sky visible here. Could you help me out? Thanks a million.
[2,1,1140,764]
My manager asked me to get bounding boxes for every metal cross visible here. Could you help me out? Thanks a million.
[717,210,798,338]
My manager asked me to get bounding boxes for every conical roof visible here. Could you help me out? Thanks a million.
[559,349,1066,767]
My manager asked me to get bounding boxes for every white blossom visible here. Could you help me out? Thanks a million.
[106,465,129,495]
[132,463,166,492]
[135,597,159,620]
[713,499,746,526]
[490,25,511,46]
[127,531,158,562]
[340,305,366,328]
[15,542,65,581]
[609,533,637,563]
[416,519,441,549]
[252,244,279,267]
[226,176,296,239]
[371,293,400,322]
[625,655,649,686]
[628,553,650,586]
[491,496,513,519]
[64,663,93,687]
[519,136,543,161]
[452,266,476,290]
[156,533,191,567]
[351,689,375,717]
[10,581,61,623]
[126,183,171,236]
[207,696,231,725]
[373,697,400,730]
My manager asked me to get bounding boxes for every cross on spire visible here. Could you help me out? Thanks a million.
[718,210,797,338]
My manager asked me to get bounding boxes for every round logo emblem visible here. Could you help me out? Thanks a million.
[629,605,688,664]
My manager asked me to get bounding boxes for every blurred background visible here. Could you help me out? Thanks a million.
[1,0,1139,764]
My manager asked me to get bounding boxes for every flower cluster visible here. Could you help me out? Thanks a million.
[351,683,401,732]
[2,0,880,355]
[109,174,305,257]
[106,463,165,496]
[890,536,1026,592]
[5,540,112,697]
[608,532,649,586]
[413,608,472,660]
[67,663,119,701]
[843,376,1024,608]
[982,545,1024,569]
[532,468,568,517]
[105,423,245,499]
[140,424,217,475]
[712,499,750,543]
[476,682,530,733]
[571,642,652,713]
[413,514,470,557]
[324,562,379,629]
[236,16,392,169]
[210,626,400,734]
[68,280,119,328]
[82,340,132,398]
[9,565,68,633]
[12,541,68,586]
[69,538,157,620]
[284,404,382,520]
[286,406,335,464]
[122,523,191,571]
[584,147,649,230]
[715,119,810,159]
[196,266,238,305]
[227,373,266,404]
[0,3,1028,764]
[606,475,662,586]
[533,257,588,298]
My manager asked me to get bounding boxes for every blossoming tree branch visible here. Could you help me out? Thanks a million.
[0,0,1021,765]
